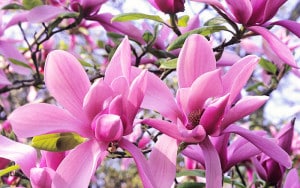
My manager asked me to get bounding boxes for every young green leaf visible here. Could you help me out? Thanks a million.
[23,0,43,10]
[167,25,228,51]
[259,58,277,75]
[177,15,190,27]
[31,132,86,152]
[0,165,20,177]
[112,13,164,24]
[159,58,178,69]
[8,58,32,70]
[204,16,227,26]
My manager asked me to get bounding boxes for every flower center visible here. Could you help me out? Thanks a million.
[187,109,203,129]
[92,114,124,143]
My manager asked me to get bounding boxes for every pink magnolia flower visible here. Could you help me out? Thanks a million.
[192,0,299,68]
[9,38,177,188]
[70,0,107,17]
[148,0,185,14]
[142,34,292,187]
[283,168,300,188]
[253,119,294,186]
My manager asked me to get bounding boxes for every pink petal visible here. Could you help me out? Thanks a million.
[26,5,67,23]
[273,20,300,38]
[148,135,178,188]
[199,137,222,188]
[223,125,292,168]
[142,119,183,141]
[105,37,131,85]
[217,50,241,66]
[0,135,37,177]
[225,0,253,24]
[30,167,56,188]
[141,70,182,122]
[8,103,91,138]
[53,140,108,187]
[248,26,298,68]
[45,50,91,121]
[200,94,229,135]
[83,79,113,120]
[252,157,268,180]
[41,151,66,170]
[283,168,300,188]
[221,96,268,128]
[191,0,226,11]
[119,138,156,188]
[188,69,223,113]
[261,0,286,23]
[222,55,258,104]
[177,34,216,88]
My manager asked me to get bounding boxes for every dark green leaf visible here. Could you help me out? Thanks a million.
[259,58,277,75]
[167,25,228,51]
[31,132,86,152]
[143,30,154,43]
[112,13,164,24]
[2,3,25,10]
[23,0,43,10]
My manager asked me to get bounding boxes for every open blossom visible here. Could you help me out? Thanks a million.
[148,0,185,14]
[142,34,292,187]
[8,38,177,188]
[192,0,299,68]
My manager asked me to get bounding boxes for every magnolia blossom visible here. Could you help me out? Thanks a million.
[142,34,292,187]
[9,38,177,188]
[148,0,185,14]
[192,0,299,68]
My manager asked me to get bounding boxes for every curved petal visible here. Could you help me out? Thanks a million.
[141,70,182,122]
[0,135,37,177]
[27,5,67,23]
[222,55,259,104]
[261,0,286,23]
[8,103,91,138]
[199,137,222,188]
[105,37,131,85]
[248,26,298,68]
[225,0,253,24]
[273,20,300,38]
[283,168,300,188]
[53,140,108,188]
[149,135,178,188]
[45,50,91,120]
[30,167,56,188]
[177,34,216,88]
[188,69,223,113]
[119,138,157,188]
[221,96,268,128]
[83,79,113,120]
[223,125,292,168]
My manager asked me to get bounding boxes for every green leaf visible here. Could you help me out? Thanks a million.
[0,165,20,177]
[223,176,246,188]
[23,0,43,10]
[176,169,205,178]
[178,15,190,27]
[112,13,164,24]
[204,16,227,26]
[79,59,93,67]
[159,58,178,69]
[8,58,32,70]
[176,182,205,188]
[143,30,154,43]
[31,132,86,152]
[2,3,25,10]
[167,25,228,51]
[259,58,277,75]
